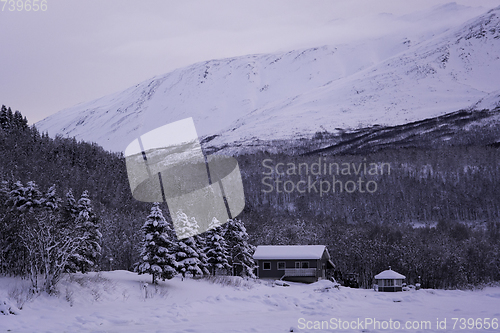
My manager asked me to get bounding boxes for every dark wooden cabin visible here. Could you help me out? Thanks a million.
[253,245,335,283]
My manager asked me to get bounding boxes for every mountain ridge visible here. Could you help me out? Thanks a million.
[36,5,500,153]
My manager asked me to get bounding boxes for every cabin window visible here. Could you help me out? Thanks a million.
[295,262,301,269]
[301,262,309,269]
[263,262,271,270]
[277,262,285,270]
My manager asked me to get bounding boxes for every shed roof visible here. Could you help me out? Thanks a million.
[253,245,328,260]
[375,268,406,280]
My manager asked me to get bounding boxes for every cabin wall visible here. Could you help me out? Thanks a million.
[256,259,321,279]
[253,246,334,283]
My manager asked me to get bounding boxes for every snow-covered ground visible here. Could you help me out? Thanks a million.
[1,271,500,332]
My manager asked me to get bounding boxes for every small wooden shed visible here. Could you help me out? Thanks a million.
[374,267,405,292]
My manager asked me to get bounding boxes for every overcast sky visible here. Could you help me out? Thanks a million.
[0,0,498,124]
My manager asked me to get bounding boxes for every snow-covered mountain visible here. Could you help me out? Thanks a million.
[36,5,500,153]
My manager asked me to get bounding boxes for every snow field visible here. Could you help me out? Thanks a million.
[1,270,500,332]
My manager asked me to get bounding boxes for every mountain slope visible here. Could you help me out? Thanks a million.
[36,5,500,153]
[211,6,500,148]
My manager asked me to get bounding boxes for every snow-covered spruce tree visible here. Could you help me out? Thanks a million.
[172,211,210,278]
[6,180,43,212]
[62,189,80,272]
[173,210,200,239]
[137,203,178,284]
[175,235,210,278]
[224,219,256,278]
[193,234,210,275]
[61,189,78,226]
[205,226,231,275]
[43,185,61,211]
[72,190,102,273]
[208,216,224,231]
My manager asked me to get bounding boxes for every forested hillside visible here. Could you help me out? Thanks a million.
[238,134,500,288]
[0,105,148,276]
[1,105,500,290]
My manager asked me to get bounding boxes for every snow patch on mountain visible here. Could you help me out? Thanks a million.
[470,89,500,111]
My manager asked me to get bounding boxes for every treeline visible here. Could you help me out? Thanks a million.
[238,147,500,224]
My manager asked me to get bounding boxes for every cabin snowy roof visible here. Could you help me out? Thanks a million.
[374,268,406,280]
[253,245,329,260]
